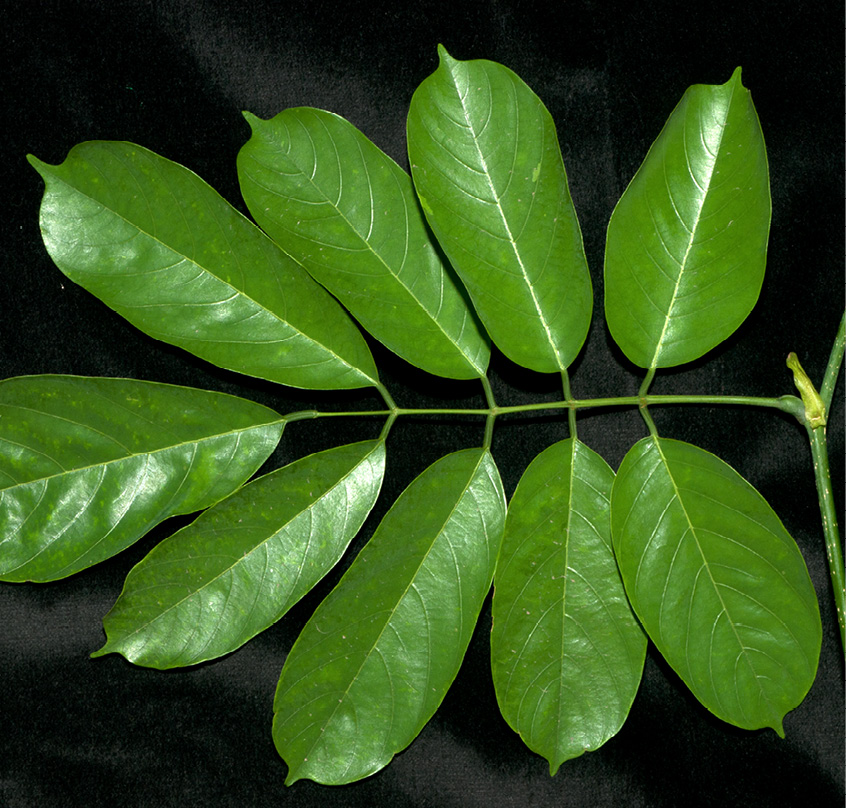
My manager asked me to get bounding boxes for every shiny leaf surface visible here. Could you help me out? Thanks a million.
[273,448,506,785]
[406,47,592,373]
[492,439,645,774]
[237,108,489,380]
[28,142,378,390]
[93,440,386,668]
[0,375,283,582]
[604,69,770,369]
[611,437,821,734]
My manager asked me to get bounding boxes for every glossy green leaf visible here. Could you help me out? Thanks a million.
[406,46,592,373]
[491,439,645,774]
[604,69,771,369]
[28,142,378,390]
[273,448,506,785]
[93,440,386,668]
[237,108,489,380]
[611,437,821,734]
[0,375,284,582]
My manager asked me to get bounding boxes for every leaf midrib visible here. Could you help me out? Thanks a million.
[651,437,777,723]
[0,410,282,494]
[0,420,276,576]
[552,439,576,758]
[447,64,562,371]
[40,151,375,386]
[281,450,488,782]
[649,82,736,371]
[108,442,382,663]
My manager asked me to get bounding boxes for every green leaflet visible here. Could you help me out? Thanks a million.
[273,448,506,785]
[611,437,821,735]
[0,376,283,582]
[237,108,490,380]
[28,142,378,391]
[93,440,386,668]
[491,439,645,774]
[406,46,592,373]
[604,69,771,369]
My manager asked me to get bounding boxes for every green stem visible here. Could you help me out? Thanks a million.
[636,364,656,436]
[480,375,497,450]
[282,393,804,423]
[637,367,660,435]
[375,382,399,441]
[800,312,845,660]
[571,393,802,416]
[807,424,845,658]
[561,369,577,439]
[281,410,320,424]
[376,381,398,413]
[650,393,801,413]
[639,401,659,437]
[639,366,657,398]
[379,413,397,442]
[820,310,845,413]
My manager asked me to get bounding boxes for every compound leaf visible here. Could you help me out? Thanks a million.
[28,142,378,391]
[273,448,506,785]
[604,68,770,369]
[407,46,592,373]
[491,439,646,774]
[237,108,490,380]
[0,375,283,582]
[611,437,821,734]
[93,439,386,668]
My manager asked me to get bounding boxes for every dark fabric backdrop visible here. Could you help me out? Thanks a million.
[3,2,844,806]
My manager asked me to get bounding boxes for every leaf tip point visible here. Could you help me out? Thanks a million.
[436,44,456,66]
[26,153,47,174]
[241,110,262,130]
[771,719,786,739]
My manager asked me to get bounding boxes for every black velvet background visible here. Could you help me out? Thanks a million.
[2,2,844,806]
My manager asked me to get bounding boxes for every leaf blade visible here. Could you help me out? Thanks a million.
[273,448,506,785]
[491,439,646,773]
[93,440,386,668]
[237,108,490,380]
[28,142,378,390]
[0,375,284,582]
[406,47,593,373]
[611,437,821,734]
[604,69,771,369]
